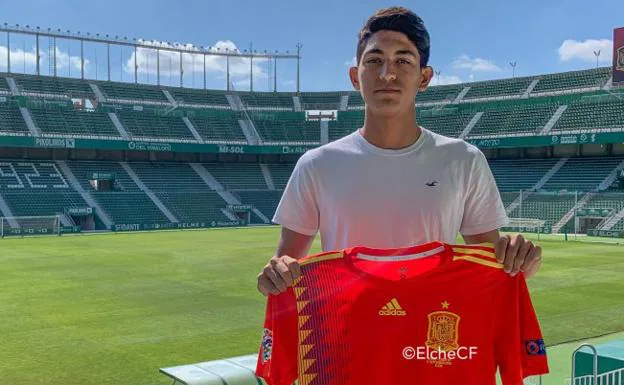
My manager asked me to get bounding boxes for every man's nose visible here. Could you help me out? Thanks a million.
[379,62,397,82]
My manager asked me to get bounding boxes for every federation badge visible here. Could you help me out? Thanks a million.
[525,339,547,356]
[425,301,461,367]
[261,328,273,363]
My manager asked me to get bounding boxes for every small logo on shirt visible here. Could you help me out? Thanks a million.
[379,298,407,316]
[525,339,546,356]
[260,328,273,363]
[425,181,439,187]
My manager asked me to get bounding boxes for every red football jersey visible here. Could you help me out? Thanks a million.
[255,242,549,385]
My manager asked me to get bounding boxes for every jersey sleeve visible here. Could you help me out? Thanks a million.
[495,275,549,385]
[459,148,509,236]
[255,288,299,385]
[272,152,320,237]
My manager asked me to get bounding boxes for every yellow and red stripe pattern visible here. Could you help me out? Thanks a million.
[450,243,503,270]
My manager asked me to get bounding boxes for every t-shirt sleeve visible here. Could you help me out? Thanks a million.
[460,148,509,236]
[272,152,320,236]
[495,276,549,385]
[255,288,299,385]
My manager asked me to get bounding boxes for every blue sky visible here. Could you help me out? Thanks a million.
[0,0,621,92]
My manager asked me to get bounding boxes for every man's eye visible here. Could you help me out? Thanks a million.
[398,59,411,64]
[367,58,382,64]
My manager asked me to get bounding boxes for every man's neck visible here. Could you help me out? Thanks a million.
[360,107,421,150]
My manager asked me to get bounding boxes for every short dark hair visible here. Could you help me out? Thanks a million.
[356,7,431,68]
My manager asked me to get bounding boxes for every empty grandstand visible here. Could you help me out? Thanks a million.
[0,63,623,237]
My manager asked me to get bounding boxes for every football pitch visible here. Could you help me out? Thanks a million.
[0,227,623,385]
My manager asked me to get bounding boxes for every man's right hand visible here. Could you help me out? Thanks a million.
[257,255,302,296]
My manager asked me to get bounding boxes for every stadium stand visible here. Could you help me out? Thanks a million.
[97,81,169,103]
[299,92,341,110]
[12,74,94,99]
[468,103,560,137]
[552,99,624,132]
[0,103,30,134]
[490,158,560,191]
[267,163,295,189]
[530,67,612,94]
[29,107,120,137]
[188,110,247,142]
[463,77,533,100]
[239,91,294,110]
[203,163,267,190]
[116,111,195,140]
[167,87,231,106]
[0,76,11,93]
[0,68,622,234]
[540,157,624,192]
[250,111,320,143]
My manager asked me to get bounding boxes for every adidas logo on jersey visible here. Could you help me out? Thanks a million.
[379,298,407,316]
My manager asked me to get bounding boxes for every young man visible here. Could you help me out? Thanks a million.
[257,7,542,296]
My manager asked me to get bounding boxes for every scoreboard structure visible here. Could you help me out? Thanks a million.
[614,27,624,85]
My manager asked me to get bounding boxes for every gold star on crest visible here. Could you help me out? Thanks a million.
[441,301,450,309]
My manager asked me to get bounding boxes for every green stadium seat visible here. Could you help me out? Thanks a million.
[541,157,624,192]
[329,110,363,140]
[0,76,10,93]
[299,92,340,110]
[98,81,168,103]
[189,110,247,142]
[553,99,624,132]
[239,92,294,110]
[489,158,560,191]
[250,111,320,143]
[531,67,611,94]
[0,103,29,134]
[116,111,195,140]
[167,87,230,106]
[468,103,559,137]
[347,92,364,108]
[29,107,120,137]
[267,164,295,189]
[12,74,94,99]
[232,190,283,224]
[417,108,475,137]
[417,84,464,103]
[156,191,231,223]
[93,191,169,224]
[203,163,267,190]
[463,77,533,100]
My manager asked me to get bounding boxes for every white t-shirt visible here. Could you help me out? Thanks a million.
[273,127,509,252]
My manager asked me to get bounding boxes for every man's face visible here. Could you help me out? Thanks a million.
[350,30,433,117]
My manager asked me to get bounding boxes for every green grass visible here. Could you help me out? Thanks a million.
[0,227,623,385]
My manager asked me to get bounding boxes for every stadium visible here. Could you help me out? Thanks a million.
[1,9,624,385]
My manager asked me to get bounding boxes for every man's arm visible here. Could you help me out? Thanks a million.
[463,230,542,279]
[257,227,315,296]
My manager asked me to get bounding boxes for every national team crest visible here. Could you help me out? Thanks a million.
[261,328,273,363]
[617,46,624,71]
[424,301,461,367]
[426,311,461,352]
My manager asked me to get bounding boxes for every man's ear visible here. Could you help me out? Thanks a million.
[349,66,360,91]
[419,66,434,91]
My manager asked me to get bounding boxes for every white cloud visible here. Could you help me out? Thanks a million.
[468,73,475,82]
[282,79,295,86]
[452,54,501,72]
[432,74,463,85]
[344,56,357,67]
[0,45,87,72]
[125,40,267,79]
[557,39,613,63]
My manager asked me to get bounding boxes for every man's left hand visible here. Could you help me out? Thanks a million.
[494,234,542,279]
